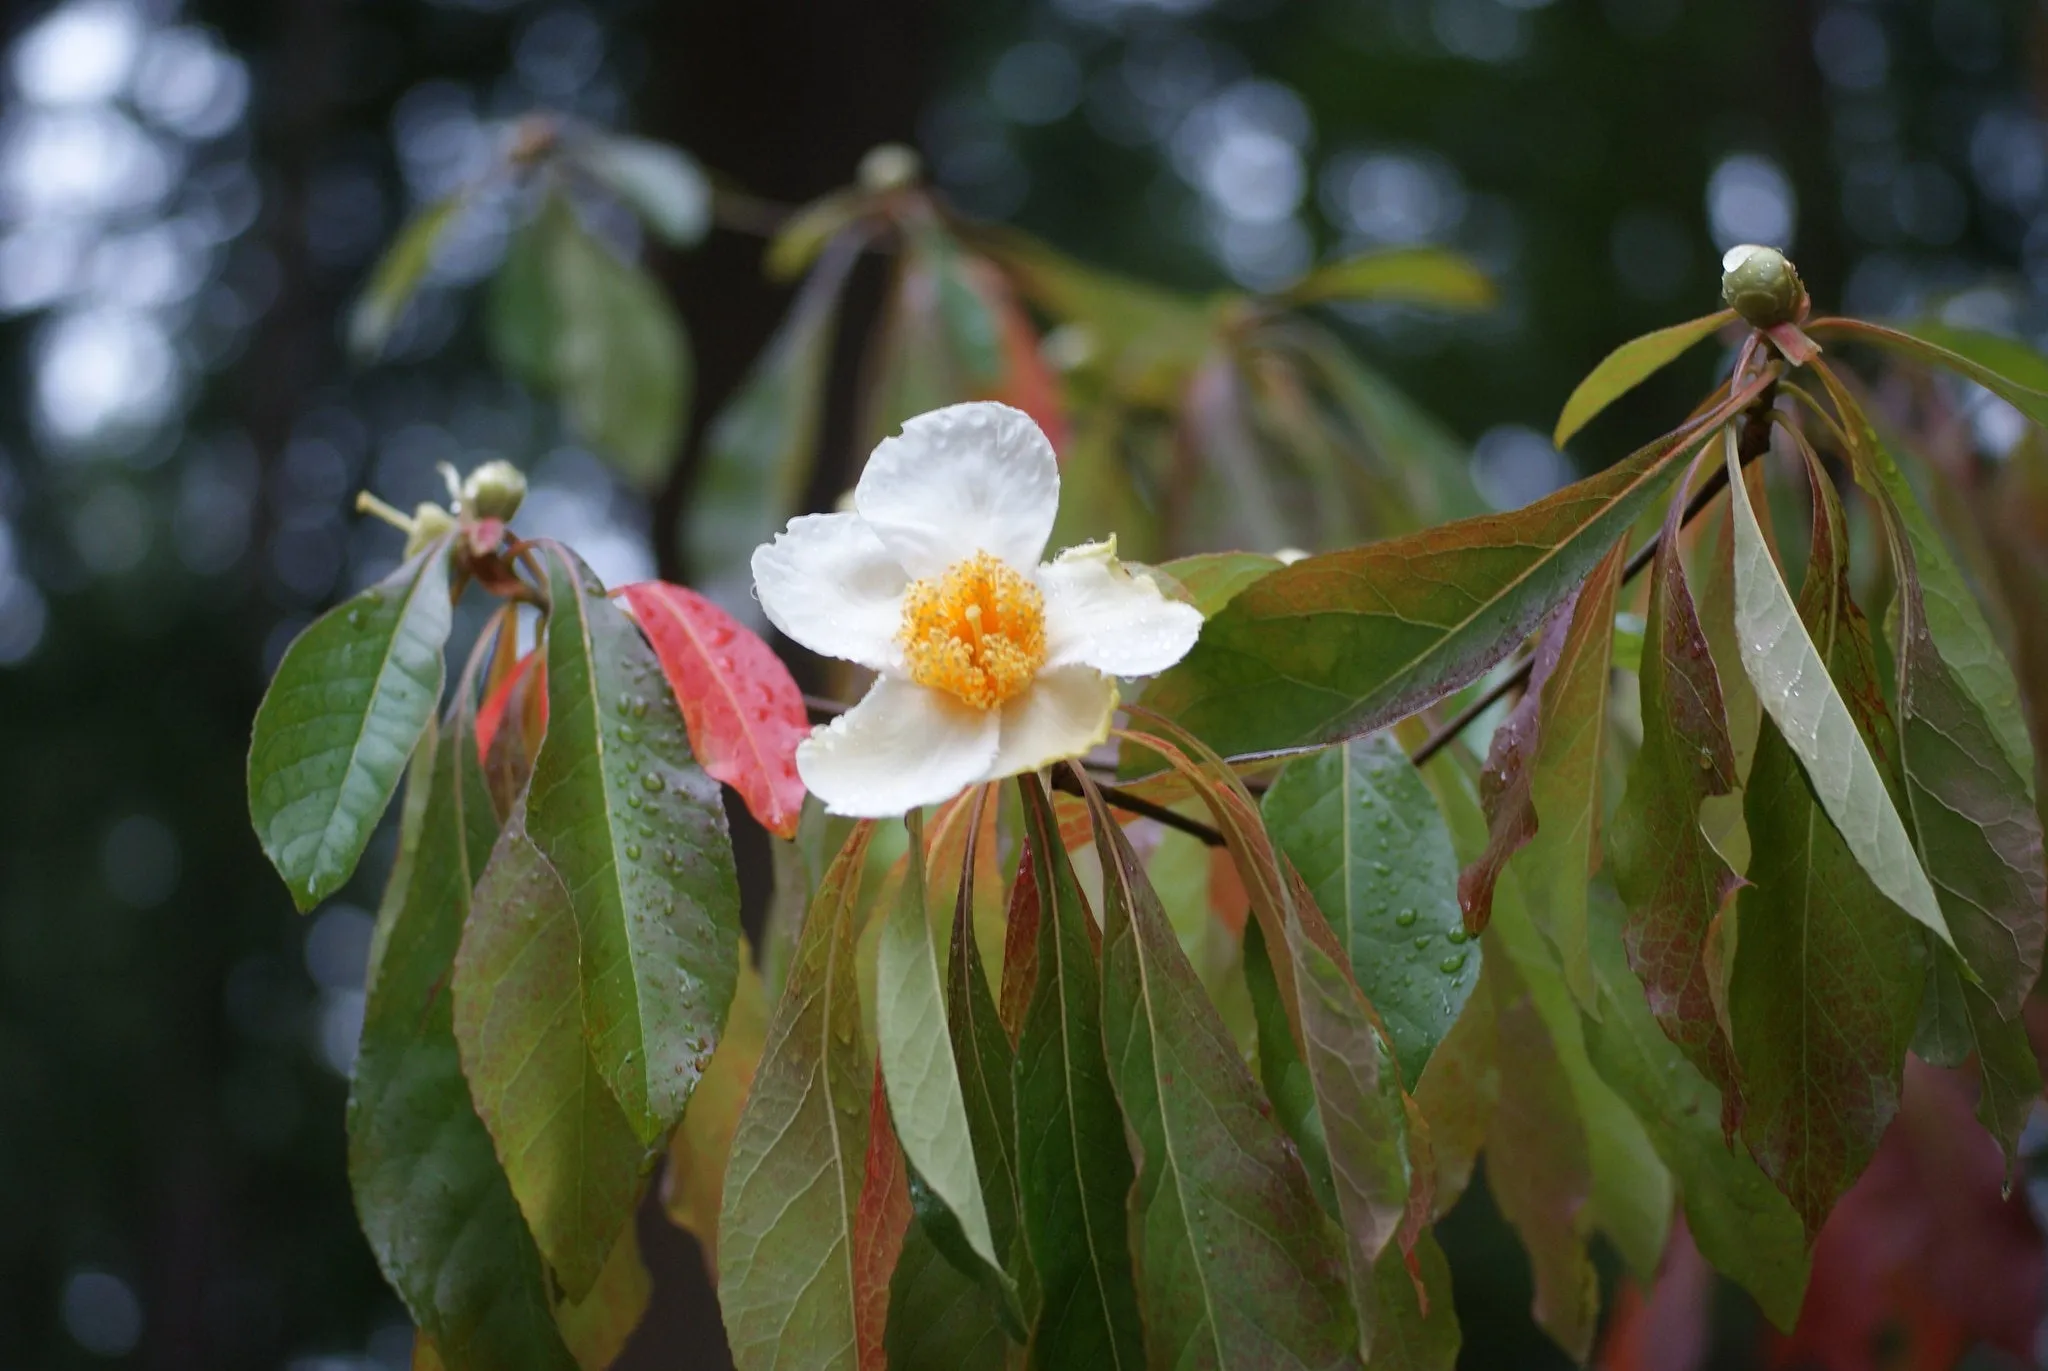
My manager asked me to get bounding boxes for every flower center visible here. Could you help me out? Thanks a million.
[898,552,1047,711]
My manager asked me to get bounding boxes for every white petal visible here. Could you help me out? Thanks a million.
[855,401,1059,578]
[984,666,1118,782]
[798,676,1000,817]
[1038,546,1205,677]
[751,512,908,671]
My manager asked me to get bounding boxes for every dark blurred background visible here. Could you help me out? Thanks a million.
[0,0,2043,1367]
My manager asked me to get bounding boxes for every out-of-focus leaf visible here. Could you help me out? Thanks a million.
[1724,435,1954,954]
[349,195,464,359]
[349,719,579,1371]
[489,210,556,385]
[1611,465,1744,1106]
[1809,317,2048,427]
[456,818,650,1300]
[766,188,866,282]
[574,133,711,247]
[718,823,876,1371]
[1280,246,1494,311]
[555,1228,652,1371]
[1012,777,1145,1370]
[1727,457,1925,1236]
[250,539,453,911]
[1156,551,1284,619]
[620,582,809,839]
[1263,733,1475,1085]
[1087,790,1359,1369]
[1553,311,1733,448]
[526,545,740,1144]
[1580,897,1808,1330]
[1140,378,1767,764]
[685,236,857,597]
[661,948,769,1276]
[854,1068,912,1371]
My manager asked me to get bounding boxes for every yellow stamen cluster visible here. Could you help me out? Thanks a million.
[899,552,1047,711]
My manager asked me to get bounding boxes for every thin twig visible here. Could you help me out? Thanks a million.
[1048,765,1224,846]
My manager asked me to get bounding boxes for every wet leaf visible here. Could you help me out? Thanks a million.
[1553,311,1733,448]
[661,948,769,1277]
[250,539,453,911]
[1280,246,1494,312]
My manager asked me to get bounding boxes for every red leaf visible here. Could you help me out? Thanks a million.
[476,649,545,763]
[852,1065,910,1371]
[1597,1220,1713,1371]
[998,839,1040,1046]
[619,582,809,838]
[965,257,1068,455]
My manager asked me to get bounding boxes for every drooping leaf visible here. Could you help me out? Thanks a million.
[1012,777,1145,1371]
[661,947,769,1277]
[1454,606,1566,937]
[1807,317,2048,428]
[250,539,454,911]
[619,582,809,839]
[1280,246,1494,312]
[1552,311,1733,448]
[1357,1229,1461,1371]
[886,1223,1014,1371]
[718,823,877,1371]
[348,718,579,1371]
[1723,434,1955,954]
[1157,551,1284,620]
[573,132,711,247]
[554,1227,653,1371]
[946,838,1027,1302]
[455,817,651,1300]
[1411,963,1497,1219]
[526,545,741,1144]
[1263,733,1474,1086]
[1611,463,1744,1107]
[1140,378,1766,764]
[997,841,1040,1046]
[854,1068,912,1371]
[1919,951,2041,1171]
[349,195,464,359]
[1087,787,1360,1370]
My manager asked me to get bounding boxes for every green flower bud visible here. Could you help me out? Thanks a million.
[1720,244,1805,330]
[857,143,921,193]
[460,460,528,521]
[403,503,456,559]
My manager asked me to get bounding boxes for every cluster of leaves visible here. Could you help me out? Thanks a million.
[254,117,2048,1369]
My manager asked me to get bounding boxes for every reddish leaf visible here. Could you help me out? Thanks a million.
[996,841,1039,1046]
[477,649,547,818]
[966,256,1068,455]
[1596,1221,1713,1371]
[853,1066,911,1371]
[620,581,808,839]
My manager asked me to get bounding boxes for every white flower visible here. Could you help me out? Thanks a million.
[751,401,1204,817]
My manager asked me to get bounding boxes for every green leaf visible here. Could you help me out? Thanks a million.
[489,212,556,387]
[945,848,1028,1298]
[573,133,711,247]
[1357,1230,1460,1371]
[1727,460,1925,1235]
[1156,551,1284,620]
[1959,969,2044,1168]
[662,948,769,1273]
[766,188,866,282]
[1088,793,1360,1370]
[1553,311,1733,448]
[885,1222,1014,1371]
[348,718,580,1371]
[875,814,1001,1279]
[1611,467,1744,1104]
[1012,777,1145,1371]
[455,818,650,1300]
[1263,734,1476,1086]
[526,545,740,1144]
[1244,920,1333,1207]
[685,236,855,593]
[1140,382,1765,764]
[1808,317,2048,427]
[1724,434,1955,954]
[249,540,454,911]
[718,823,876,1371]
[555,1225,653,1370]
[350,196,464,359]
[1280,246,1494,312]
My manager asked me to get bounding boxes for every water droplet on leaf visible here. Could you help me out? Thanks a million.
[1439,952,1468,974]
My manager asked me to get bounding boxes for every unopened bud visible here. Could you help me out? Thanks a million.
[857,143,921,194]
[1720,244,1805,331]
[403,503,456,558]
[460,460,528,521]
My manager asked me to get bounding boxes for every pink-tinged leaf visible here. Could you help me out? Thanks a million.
[1763,323,1820,367]
[476,649,545,764]
[620,581,808,839]
[854,1066,911,1371]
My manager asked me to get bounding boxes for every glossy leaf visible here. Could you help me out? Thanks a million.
[1140,378,1765,764]
[1263,733,1473,1086]
[620,582,809,839]
[349,195,463,358]
[1088,790,1359,1370]
[1157,551,1284,619]
[1807,317,2048,427]
[1723,434,1954,954]
[526,545,741,1144]
[718,823,876,1371]
[250,539,454,911]
[1280,246,1494,311]
[348,719,579,1371]
[455,818,650,1300]
[1553,311,1733,448]
[1012,777,1145,1371]
[661,948,769,1276]
[574,132,711,247]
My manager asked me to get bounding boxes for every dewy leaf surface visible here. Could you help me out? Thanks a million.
[1263,734,1475,1087]
[455,818,651,1300]
[1723,435,1954,952]
[348,718,580,1371]
[526,545,740,1144]
[250,539,454,911]
[1139,379,1764,763]
[1088,793,1358,1371]
[1012,778,1144,1371]
[662,947,769,1276]
[718,823,876,1371]
[1553,311,1733,447]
